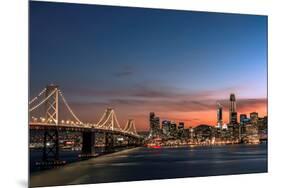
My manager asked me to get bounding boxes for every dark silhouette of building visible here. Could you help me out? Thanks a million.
[178,122,184,130]
[194,125,214,142]
[162,120,171,136]
[149,112,160,137]
[240,114,247,124]
[170,122,177,138]
[250,112,259,125]
[230,112,238,124]
[177,122,185,139]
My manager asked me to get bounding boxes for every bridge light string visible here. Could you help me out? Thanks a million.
[131,119,137,134]
[112,111,122,131]
[132,121,138,135]
[124,120,130,132]
[29,88,47,105]
[95,110,109,128]
[127,122,133,133]
[124,119,138,136]
[97,110,114,128]
[96,109,112,128]
[29,89,57,112]
[109,111,115,130]
[95,109,109,127]
[29,86,140,137]
[58,89,83,125]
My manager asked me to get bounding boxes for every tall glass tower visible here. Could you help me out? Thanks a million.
[149,112,160,137]
[217,103,223,129]
[229,93,237,123]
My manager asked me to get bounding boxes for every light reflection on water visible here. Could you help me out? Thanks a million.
[30,144,267,187]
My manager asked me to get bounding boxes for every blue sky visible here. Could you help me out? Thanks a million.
[29,1,267,130]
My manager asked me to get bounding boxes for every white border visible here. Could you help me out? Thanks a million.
[1,0,281,188]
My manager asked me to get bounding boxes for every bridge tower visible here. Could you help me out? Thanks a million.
[41,85,63,165]
[45,84,59,124]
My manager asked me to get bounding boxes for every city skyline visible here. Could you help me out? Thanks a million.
[147,93,267,130]
[30,1,267,131]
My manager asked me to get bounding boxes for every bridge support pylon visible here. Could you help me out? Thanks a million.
[36,128,66,168]
[105,132,114,153]
[81,132,96,158]
[43,128,59,161]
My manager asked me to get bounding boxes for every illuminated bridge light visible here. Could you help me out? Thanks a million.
[29,85,140,137]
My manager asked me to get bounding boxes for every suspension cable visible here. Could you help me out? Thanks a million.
[126,121,133,133]
[123,120,130,131]
[29,87,138,135]
[95,109,108,126]
[124,120,138,135]
[112,111,122,130]
[29,88,47,105]
[29,89,57,112]
[98,111,113,128]
[132,121,138,135]
[58,90,83,124]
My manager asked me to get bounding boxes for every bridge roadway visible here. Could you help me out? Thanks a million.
[29,123,143,165]
[29,122,141,138]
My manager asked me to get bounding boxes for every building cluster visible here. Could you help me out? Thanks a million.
[215,93,267,144]
[147,93,267,145]
[148,112,187,140]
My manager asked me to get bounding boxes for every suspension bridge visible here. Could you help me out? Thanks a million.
[29,84,142,166]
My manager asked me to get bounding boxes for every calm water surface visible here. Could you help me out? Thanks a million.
[30,144,267,187]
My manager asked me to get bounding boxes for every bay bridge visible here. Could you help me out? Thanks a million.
[29,84,143,166]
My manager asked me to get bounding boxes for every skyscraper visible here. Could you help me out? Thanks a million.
[177,122,185,139]
[154,117,160,131]
[178,122,185,130]
[149,112,160,137]
[229,93,237,124]
[150,112,155,120]
[170,122,177,137]
[230,112,238,124]
[240,114,247,124]
[217,103,223,129]
[250,112,259,125]
[162,120,171,136]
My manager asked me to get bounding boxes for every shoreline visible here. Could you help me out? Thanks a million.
[148,141,268,149]
[30,146,143,175]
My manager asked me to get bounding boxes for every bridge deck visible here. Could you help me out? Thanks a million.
[29,123,141,138]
